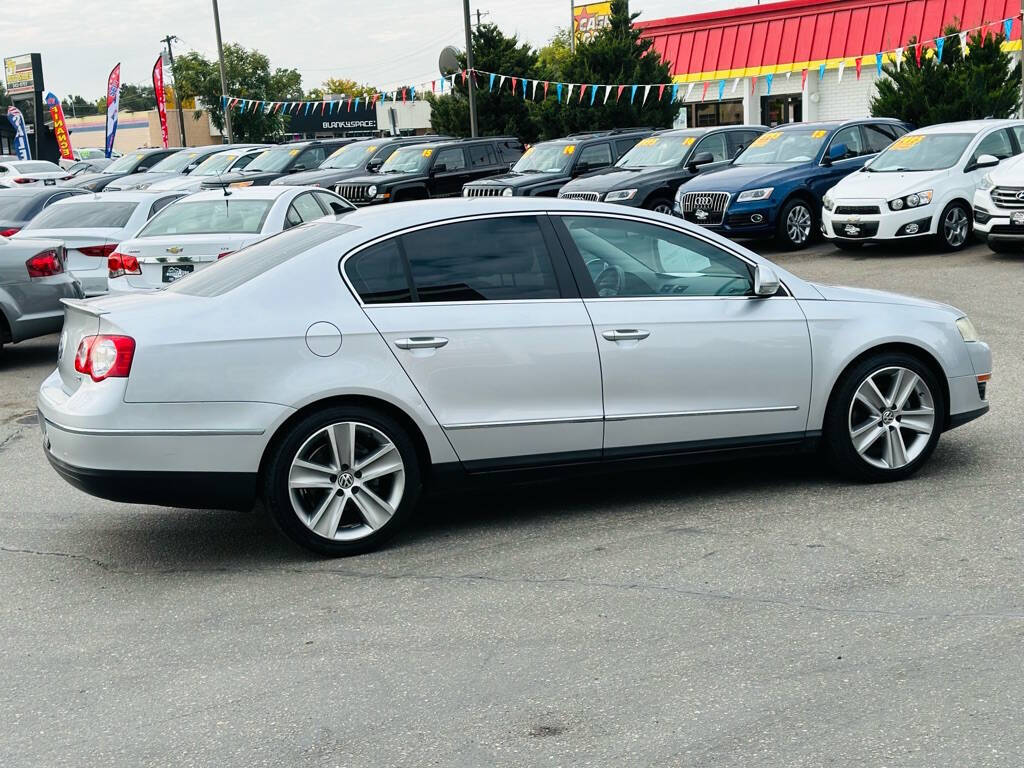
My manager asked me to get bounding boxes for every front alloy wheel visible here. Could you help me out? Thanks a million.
[777,199,814,249]
[938,203,970,251]
[265,406,421,555]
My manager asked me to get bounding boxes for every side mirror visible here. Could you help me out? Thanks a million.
[974,153,1000,170]
[823,143,847,166]
[509,162,516,171]
[367,160,383,172]
[753,264,781,297]
[574,161,591,176]
[688,151,715,171]
[433,163,447,173]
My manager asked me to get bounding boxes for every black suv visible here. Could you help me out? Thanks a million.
[204,139,353,188]
[557,125,767,213]
[336,136,524,205]
[461,129,651,198]
[270,135,453,189]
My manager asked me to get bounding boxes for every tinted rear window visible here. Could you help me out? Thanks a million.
[165,222,356,297]
[0,195,38,219]
[138,199,272,236]
[24,201,138,229]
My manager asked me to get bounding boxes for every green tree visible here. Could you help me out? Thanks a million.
[118,83,157,112]
[61,94,98,117]
[871,26,1020,126]
[174,43,304,141]
[536,29,573,83]
[307,78,377,100]
[531,0,679,140]
[427,23,542,142]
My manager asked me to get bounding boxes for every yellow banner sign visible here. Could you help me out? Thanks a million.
[574,2,612,42]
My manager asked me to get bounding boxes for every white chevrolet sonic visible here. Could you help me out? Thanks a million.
[38,199,992,556]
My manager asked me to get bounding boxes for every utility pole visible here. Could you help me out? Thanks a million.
[462,0,478,137]
[212,0,233,143]
[160,35,188,147]
[570,0,575,54]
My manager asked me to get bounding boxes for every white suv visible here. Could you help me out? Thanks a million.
[822,120,1024,251]
[973,152,1024,253]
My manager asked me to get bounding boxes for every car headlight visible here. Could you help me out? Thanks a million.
[888,189,933,211]
[501,187,514,197]
[955,316,980,342]
[823,193,835,211]
[979,173,995,192]
[605,189,638,202]
[367,184,378,197]
[736,187,773,203]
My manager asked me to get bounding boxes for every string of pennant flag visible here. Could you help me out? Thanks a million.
[223,14,1021,115]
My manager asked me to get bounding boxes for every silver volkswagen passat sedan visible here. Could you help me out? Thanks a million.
[38,199,992,556]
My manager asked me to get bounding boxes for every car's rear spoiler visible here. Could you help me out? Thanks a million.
[60,298,108,316]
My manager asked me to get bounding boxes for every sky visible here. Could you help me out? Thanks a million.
[0,0,750,99]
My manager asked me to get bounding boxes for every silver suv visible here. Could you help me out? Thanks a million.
[38,199,991,555]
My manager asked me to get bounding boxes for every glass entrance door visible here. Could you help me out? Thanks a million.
[760,95,802,127]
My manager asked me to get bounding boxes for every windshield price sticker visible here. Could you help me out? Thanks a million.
[563,145,576,155]
[811,130,827,139]
[288,149,300,156]
[522,147,535,157]
[891,135,925,150]
[330,147,349,158]
[366,145,377,153]
[682,137,696,146]
[751,131,783,147]
[422,149,433,157]
[637,137,660,147]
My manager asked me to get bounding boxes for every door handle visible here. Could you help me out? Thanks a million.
[394,336,449,350]
[602,329,650,342]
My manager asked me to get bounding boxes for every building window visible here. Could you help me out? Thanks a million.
[681,99,743,128]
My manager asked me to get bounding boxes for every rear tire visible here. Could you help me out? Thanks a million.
[776,198,815,250]
[263,405,422,556]
[822,352,944,483]
[935,201,971,251]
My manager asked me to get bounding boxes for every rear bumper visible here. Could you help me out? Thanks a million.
[7,276,82,343]
[45,449,257,510]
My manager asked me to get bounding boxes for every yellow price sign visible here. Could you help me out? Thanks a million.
[890,135,925,150]
[422,149,433,157]
[522,146,535,157]
[329,146,350,158]
[563,144,576,155]
[682,137,696,146]
[751,131,783,147]
[637,137,660,147]
[135,153,145,160]
[811,130,827,139]
[288,149,300,156]
[366,145,378,153]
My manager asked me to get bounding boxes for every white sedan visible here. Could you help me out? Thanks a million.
[108,186,354,292]
[0,160,69,188]
[13,191,186,296]
[146,146,268,194]
[821,119,1024,251]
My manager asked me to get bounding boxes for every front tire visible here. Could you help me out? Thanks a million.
[645,197,674,215]
[776,198,815,250]
[822,352,944,483]
[263,405,422,556]
[936,201,971,251]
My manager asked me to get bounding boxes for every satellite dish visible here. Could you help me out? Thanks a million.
[439,46,461,77]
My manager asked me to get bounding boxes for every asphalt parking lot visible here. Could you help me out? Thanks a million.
[1,237,1021,767]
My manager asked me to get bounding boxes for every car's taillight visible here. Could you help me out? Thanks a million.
[73,335,135,381]
[11,177,32,184]
[26,249,63,277]
[78,243,117,259]
[0,227,19,237]
[217,250,234,259]
[108,251,141,278]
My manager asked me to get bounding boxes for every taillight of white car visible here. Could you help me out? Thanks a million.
[25,249,64,278]
[74,335,136,381]
[108,251,142,278]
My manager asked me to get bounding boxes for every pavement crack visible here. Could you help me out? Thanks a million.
[0,546,114,571]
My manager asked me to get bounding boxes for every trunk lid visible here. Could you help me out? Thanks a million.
[20,229,123,273]
[116,233,259,288]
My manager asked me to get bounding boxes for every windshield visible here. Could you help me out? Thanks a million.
[104,153,146,174]
[380,146,433,173]
[513,144,574,173]
[138,199,272,236]
[147,150,202,173]
[11,161,63,174]
[734,129,828,165]
[191,151,243,176]
[866,133,974,172]
[79,148,105,159]
[322,142,377,170]
[617,135,694,169]
[23,201,138,229]
[245,147,301,173]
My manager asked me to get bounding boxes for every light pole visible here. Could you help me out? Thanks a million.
[462,0,478,137]
[212,0,233,143]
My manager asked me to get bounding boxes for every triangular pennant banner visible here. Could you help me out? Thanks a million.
[556,82,563,102]
[488,73,495,91]
[876,52,884,75]
[750,76,758,94]
[579,83,587,103]
[1005,18,1013,40]
[629,84,637,103]
[935,37,944,62]
[642,84,651,104]
[855,57,862,79]
[657,84,665,101]
[765,73,773,94]
[837,61,846,83]
[617,84,627,101]
[511,77,518,93]
[800,69,808,90]
[914,42,922,66]
[718,80,725,100]
[895,47,904,70]
[566,83,574,102]
[605,84,613,103]
[685,82,695,101]
[590,84,598,105]
[701,81,710,101]
[543,81,550,99]
[732,78,739,93]
[958,31,969,56]
[670,83,679,102]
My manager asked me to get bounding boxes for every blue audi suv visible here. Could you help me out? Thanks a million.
[675,119,912,249]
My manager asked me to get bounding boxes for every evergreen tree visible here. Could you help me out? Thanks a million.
[871,26,1020,126]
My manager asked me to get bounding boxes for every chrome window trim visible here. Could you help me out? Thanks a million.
[338,209,793,305]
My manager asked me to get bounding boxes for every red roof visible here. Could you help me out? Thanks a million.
[638,0,1021,82]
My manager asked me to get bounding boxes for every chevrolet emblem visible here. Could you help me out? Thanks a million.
[166,246,183,255]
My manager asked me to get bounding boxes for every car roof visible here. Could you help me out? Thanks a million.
[776,118,906,132]
[427,136,520,149]
[177,186,300,202]
[912,119,1024,134]
[53,190,182,204]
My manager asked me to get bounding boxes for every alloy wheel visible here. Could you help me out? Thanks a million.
[786,204,812,245]
[652,202,673,214]
[287,421,406,541]
[943,206,969,248]
[848,366,935,470]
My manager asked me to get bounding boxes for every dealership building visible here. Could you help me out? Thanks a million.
[640,0,1020,128]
